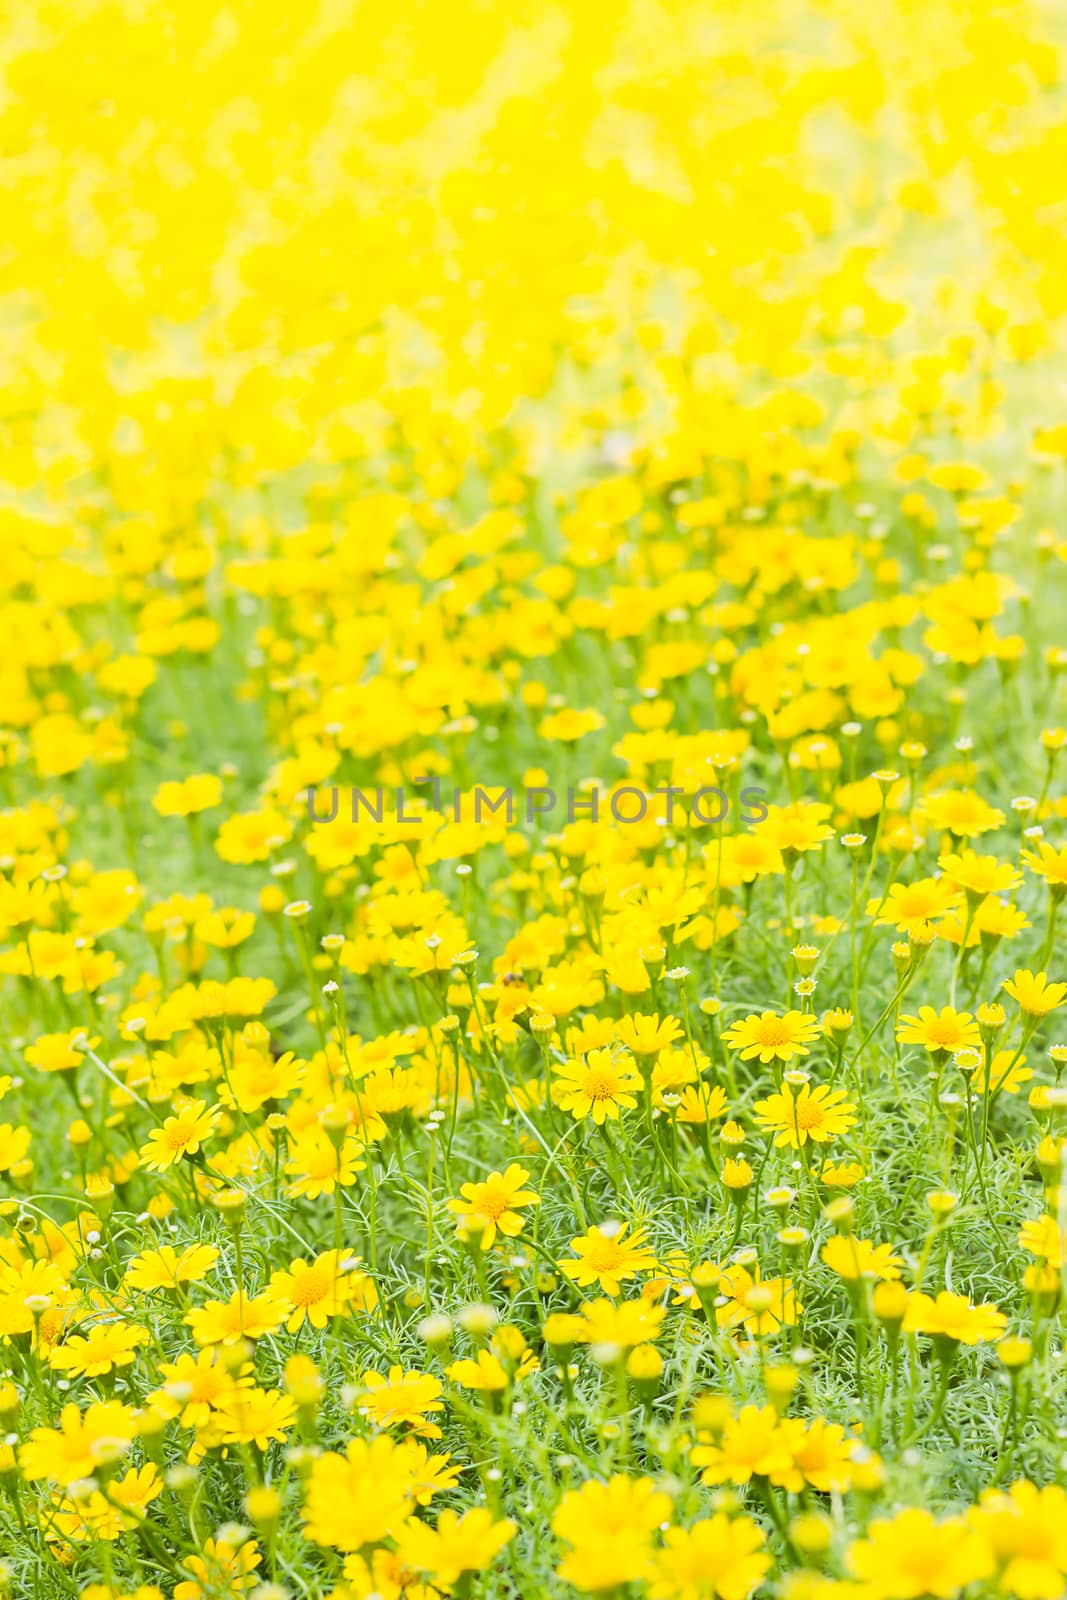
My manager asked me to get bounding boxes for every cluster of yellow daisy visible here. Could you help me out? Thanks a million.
[4,0,1067,1597]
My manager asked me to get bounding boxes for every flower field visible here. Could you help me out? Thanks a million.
[5,1,1067,1596]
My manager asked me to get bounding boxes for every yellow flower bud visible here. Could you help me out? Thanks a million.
[791,1512,833,1555]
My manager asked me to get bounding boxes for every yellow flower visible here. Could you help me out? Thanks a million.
[714,1262,800,1336]
[125,1243,220,1291]
[972,1050,1032,1095]
[215,807,293,864]
[71,868,142,935]
[573,1297,666,1349]
[922,790,1005,839]
[1018,1214,1065,1264]
[50,1321,148,1377]
[0,1122,32,1174]
[821,1236,903,1282]
[819,1160,865,1188]
[904,1290,1008,1346]
[269,1250,365,1331]
[872,878,962,933]
[24,1030,97,1074]
[284,1129,365,1198]
[302,1435,424,1551]
[152,774,223,817]
[896,1006,981,1056]
[214,1385,296,1449]
[616,1012,684,1060]
[53,1462,163,1543]
[847,1508,992,1598]
[937,850,1021,899]
[340,1548,439,1599]
[140,1099,219,1171]
[355,1367,444,1436]
[648,1514,770,1600]
[194,906,256,948]
[674,1083,730,1123]
[447,1164,540,1250]
[445,1349,511,1392]
[20,1400,138,1486]
[759,802,835,856]
[968,1480,1067,1599]
[183,1291,289,1347]
[175,1537,261,1600]
[553,1475,673,1592]
[0,877,56,932]
[787,1417,864,1494]
[554,1048,642,1123]
[561,1222,659,1296]
[1021,840,1067,888]
[721,1011,821,1064]
[148,1349,254,1429]
[753,1081,856,1148]
[97,652,157,699]
[1003,969,1067,1018]
[398,1507,516,1588]
[538,707,606,742]
[692,1404,804,1487]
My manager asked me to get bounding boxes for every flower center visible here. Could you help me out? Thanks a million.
[756,1018,791,1047]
